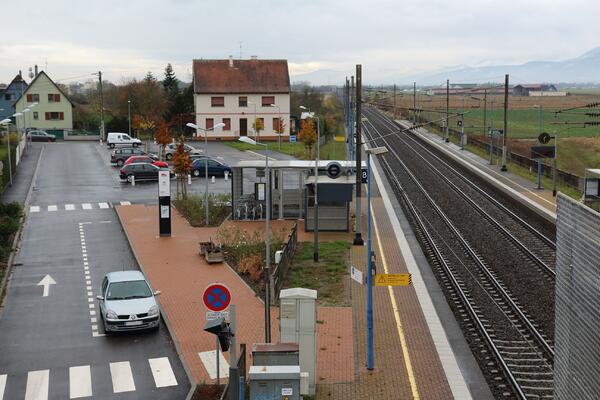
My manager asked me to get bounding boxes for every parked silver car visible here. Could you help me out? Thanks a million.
[164,142,203,160]
[97,271,161,333]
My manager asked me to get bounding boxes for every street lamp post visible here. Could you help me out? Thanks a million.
[128,100,132,137]
[300,106,320,262]
[186,122,226,225]
[365,145,388,370]
[238,136,272,343]
[270,104,281,150]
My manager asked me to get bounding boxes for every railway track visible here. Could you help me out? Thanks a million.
[361,107,555,399]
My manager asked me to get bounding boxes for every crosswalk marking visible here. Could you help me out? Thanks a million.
[98,202,109,209]
[30,206,40,213]
[65,204,75,211]
[82,203,92,210]
[199,351,230,380]
[30,201,137,212]
[24,369,49,400]
[0,374,6,400]
[110,361,136,393]
[47,205,57,212]
[148,357,178,388]
[69,365,92,399]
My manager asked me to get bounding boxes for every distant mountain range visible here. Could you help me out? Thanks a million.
[290,47,600,86]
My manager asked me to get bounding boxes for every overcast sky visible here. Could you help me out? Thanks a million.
[1,0,598,86]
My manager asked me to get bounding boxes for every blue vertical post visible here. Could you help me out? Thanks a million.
[239,376,245,400]
[366,153,374,370]
[537,160,542,189]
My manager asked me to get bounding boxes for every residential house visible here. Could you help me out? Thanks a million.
[14,70,73,138]
[0,73,28,121]
[192,57,290,140]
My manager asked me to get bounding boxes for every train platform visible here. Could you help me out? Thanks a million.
[396,119,557,222]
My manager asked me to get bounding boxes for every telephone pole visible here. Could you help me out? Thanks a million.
[350,76,355,161]
[445,79,450,142]
[501,74,509,171]
[95,71,105,142]
[413,82,417,125]
[393,84,397,120]
[353,65,364,246]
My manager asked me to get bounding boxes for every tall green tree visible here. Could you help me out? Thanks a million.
[162,63,178,94]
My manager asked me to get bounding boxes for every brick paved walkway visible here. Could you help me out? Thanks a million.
[116,204,353,385]
[316,187,456,399]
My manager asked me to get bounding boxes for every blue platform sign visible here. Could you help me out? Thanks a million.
[289,135,297,143]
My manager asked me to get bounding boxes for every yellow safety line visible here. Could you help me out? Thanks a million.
[371,204,420,399]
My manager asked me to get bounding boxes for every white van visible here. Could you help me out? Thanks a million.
[107,132,142,148]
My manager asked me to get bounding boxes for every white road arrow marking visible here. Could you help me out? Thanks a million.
[37,275,56,297]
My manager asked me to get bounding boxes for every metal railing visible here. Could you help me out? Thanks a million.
[270,222,298,304]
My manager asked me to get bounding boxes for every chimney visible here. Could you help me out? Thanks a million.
[35,65,38,77]
[250,55,258,61]
[229,56,234,68]
[19,70,22,78]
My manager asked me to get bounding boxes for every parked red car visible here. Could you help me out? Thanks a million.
[124,155,169,168]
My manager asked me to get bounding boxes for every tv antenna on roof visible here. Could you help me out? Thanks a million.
[239,41,242,59]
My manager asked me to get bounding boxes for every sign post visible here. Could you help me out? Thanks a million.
[203,283,232,388]
[158,170,171,237]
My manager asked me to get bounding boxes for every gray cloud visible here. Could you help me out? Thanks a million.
[1,0,598,85]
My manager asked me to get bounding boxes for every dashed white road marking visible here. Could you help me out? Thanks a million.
[82,203,92,210]
[47,205,57,212]
[110,362,136,393]
[199,351,230,380]
[98,202,109,209]
[65,204,75,211]
[120,201,131,206]
[69,365,92,399]
[148,357,178,388]
[30,206,40,213]
[0,374,6,400]
[24,369,49,400]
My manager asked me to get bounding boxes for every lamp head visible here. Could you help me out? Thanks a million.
[212,122,226,129]
[0,118,11,125]
[186,122,199,129]
[238,136,258,146]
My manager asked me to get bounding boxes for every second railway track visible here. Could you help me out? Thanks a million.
[361,107,556,399]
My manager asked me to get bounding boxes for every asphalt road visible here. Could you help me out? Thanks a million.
[0,142,191,399]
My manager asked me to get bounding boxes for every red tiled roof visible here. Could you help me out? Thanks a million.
[193,59,290,94]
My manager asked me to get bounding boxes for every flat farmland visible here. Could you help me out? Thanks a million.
[393,93,600,138]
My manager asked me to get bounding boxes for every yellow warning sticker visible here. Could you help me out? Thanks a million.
[374,273,412,286]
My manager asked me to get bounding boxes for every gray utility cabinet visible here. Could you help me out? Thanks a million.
[252,343,299,367]
[279,288,317,396]
[249,365,300,400]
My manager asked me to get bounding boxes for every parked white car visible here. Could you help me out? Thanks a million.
[107,132,142,148]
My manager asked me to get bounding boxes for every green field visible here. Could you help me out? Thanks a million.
[445,108,600,139]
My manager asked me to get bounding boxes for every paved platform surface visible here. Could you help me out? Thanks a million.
[116,204,353,385]
[398,119,557,215]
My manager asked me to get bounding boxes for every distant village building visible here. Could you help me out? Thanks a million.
[14,70,73,138]
[192,57,291,140]
[512,84,558,96]
[427,84,505,96]
[0,73,28,120]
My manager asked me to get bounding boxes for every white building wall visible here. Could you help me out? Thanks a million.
[194,93,290,140]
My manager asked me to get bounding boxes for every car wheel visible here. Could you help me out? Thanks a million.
[117,159,124,167]
[193,169,200,177]
[127,174,134,183]
[166,153,173,161]
[109,143,115,148]
[133,143,139,148]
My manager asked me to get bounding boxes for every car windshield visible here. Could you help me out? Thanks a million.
[106,280,152,300]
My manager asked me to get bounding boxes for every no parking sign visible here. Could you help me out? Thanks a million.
[203,283,231,317]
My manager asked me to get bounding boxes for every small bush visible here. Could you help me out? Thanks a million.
[173,193,231,227]
[238,255,263,282]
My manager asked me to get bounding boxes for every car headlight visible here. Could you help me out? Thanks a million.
[106,310,118,319]
[148,305,159,316]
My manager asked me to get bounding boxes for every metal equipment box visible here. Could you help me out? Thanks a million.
[249,365,300,400]
[252,343,300,367]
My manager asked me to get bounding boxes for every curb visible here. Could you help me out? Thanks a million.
[0,144,45,311]
[114,205,197,400]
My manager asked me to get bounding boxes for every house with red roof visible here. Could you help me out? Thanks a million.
[192,57,290,141]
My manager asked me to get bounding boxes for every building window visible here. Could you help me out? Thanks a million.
[238,96,248,107]
[262,96,275,107]
[4,94,11,101]
[48,94,60,102]
[211,96,224,107]
[222,118,231,131]
[33,112,38,120]
[206,118,214,129]
[26,94,40,103]
[273,118,283,132]
[45,112,64,120]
